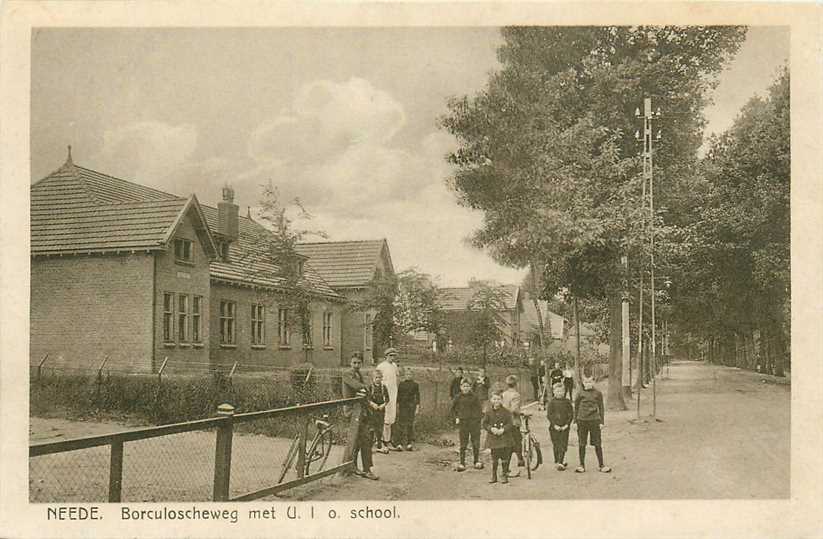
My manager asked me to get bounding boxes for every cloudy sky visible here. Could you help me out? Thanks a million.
[31,27,788,287]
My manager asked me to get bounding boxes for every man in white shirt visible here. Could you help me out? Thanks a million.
[375,347,400,451]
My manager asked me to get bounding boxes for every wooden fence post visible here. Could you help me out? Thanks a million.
[108,440,124,502]
[213,403,235,501]
[295,414,310,479]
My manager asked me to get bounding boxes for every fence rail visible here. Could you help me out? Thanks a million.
[29,397,362,503]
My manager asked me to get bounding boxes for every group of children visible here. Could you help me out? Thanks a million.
[449,363,611,485]
[343,351,420,481]
[365,366,420,454]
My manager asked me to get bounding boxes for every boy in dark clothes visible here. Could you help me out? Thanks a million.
[451,379,484,471]
[546,383,574,470]
[367,369,390,454]
[482,392,514,484]
[341,352,378,480]
[395,367,420,451]
[573,375,612,473]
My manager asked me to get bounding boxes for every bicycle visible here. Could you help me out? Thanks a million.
[278,413,334,483]
[520,413,543,479]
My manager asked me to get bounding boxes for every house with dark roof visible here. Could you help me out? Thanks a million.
[30,150,346,373]
[437,281,523,349]
[295,239,395,364]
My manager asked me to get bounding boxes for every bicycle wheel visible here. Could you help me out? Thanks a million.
[277,434,301,484]
[522,434,532,479]
[304,428,334,476]
[529,434,542,471]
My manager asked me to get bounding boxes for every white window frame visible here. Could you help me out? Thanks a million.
[192,295,202,343]
[163,292,174,344]
[322,311,333,347]
[220,300,236,345]
[278,308,290,347]
[177,294,189,343]
[251,303,265,346]
[174,238,194,263]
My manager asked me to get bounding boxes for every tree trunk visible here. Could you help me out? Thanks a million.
[574,297,582,384]
[529,263,546,349]
[531,296,545,349]
[772,325,786,377]
[607,292,628,410]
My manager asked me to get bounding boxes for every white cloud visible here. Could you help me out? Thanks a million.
[248,77,406,164]
[92,121,199,191]
[84,82,524,286]
[240,77,525,286]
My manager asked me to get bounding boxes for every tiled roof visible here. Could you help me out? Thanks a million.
[294,240,391,288]
[201,207,341,300]
[32,158,341,300]
[31,164,193,255]
[439,284,520,312]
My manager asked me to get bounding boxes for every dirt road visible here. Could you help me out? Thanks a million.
[30,361,789,501]
[285,361,790,500]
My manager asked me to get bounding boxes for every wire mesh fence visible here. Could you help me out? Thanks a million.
[30,444,111,503]
[29,399,361,503]
[120,428,216,502]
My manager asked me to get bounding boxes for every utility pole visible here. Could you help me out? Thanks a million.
[621,255,631,401]
[636,97,661,418]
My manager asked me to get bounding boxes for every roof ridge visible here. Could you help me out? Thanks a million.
[297,238,385,246]
[75,165,182,201]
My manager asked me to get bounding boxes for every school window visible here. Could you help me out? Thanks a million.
[174,238,193,263]
[192,296,202,343]
[251,303,265,346]
[303,314,313,348]
[163,293,174,343]
[220,300,236,345]
[177,294,189,342]
[322,312,333,347]
[278,308,290,346]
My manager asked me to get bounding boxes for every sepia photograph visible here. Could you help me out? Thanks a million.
[26,24,792,505]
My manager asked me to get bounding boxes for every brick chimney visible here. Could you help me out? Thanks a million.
[218,185,239,241]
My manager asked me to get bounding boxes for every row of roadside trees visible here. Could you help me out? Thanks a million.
[439,26,789,410]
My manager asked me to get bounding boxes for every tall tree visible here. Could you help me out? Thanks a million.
[466,283,511,366]
[243,182,328,361]
[393,268,450,338]
[441,26,746,409]
[670,68,789,374]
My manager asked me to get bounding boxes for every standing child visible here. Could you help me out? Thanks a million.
[546,384,574,470]
[482,392,514,484]
[562,363,575,400]
[573,375,612,473]
[367,370,390,454]
[501,375,525,477]
[395,367,420,451]
[451,379,484,471]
